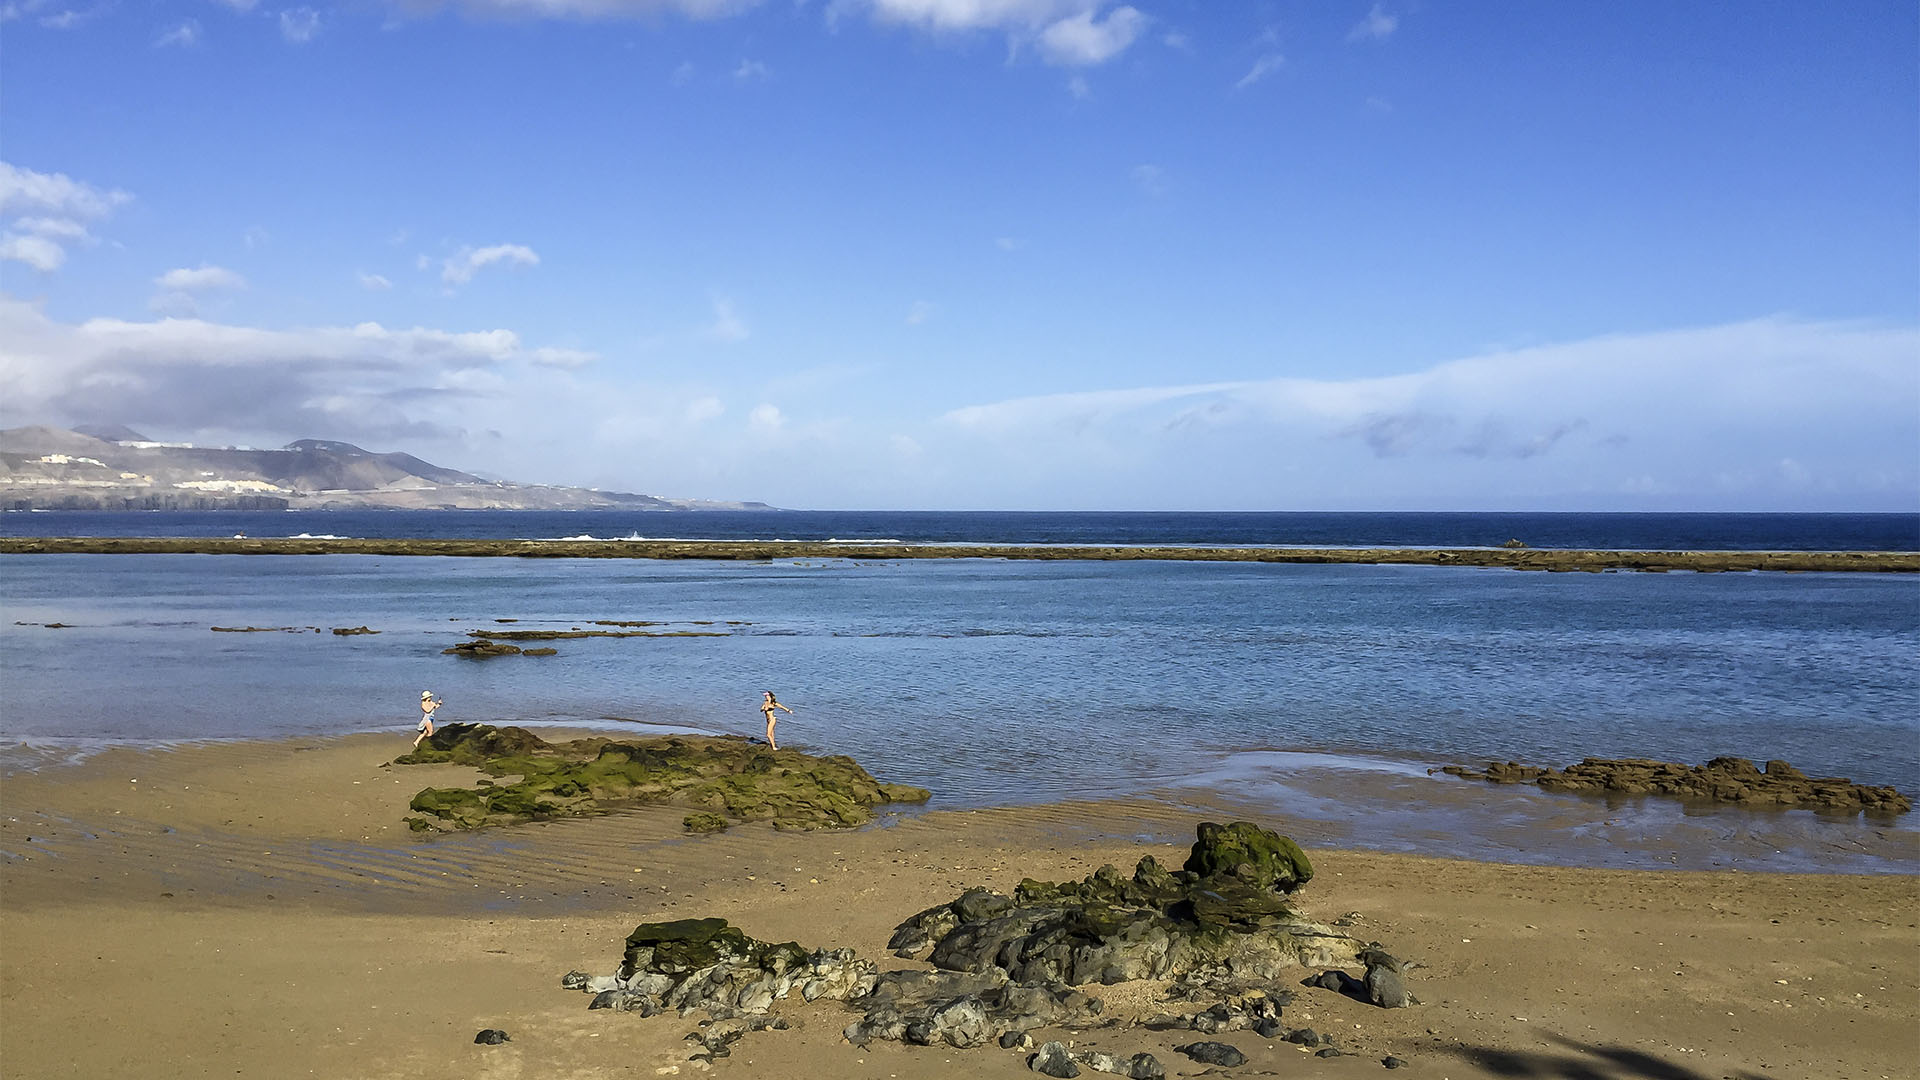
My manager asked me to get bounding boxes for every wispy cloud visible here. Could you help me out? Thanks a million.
[906,299,934,325]
[154,18,201,47]
[1037,5,1145,66]
[733,57,768,80]
[863,0,1150,67]
[280,7,321,42]
[441,243,540,285]
[1236,52,1284,89]
[706,296,749,342]
[0,162,130,272]
[1130,163,1166,196]
[1347,4,1396,43]
[359,272,393,291]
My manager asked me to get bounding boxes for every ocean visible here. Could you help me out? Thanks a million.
[3,510,1916,871]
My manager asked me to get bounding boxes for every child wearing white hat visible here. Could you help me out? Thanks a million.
[414,690,442,748]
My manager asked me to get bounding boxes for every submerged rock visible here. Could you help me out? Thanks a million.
[1441,756,1911,813]
[442,638,523,658]
[395,723,930,832]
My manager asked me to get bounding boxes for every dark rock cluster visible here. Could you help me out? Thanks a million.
[842,968,1104,1049]
[1442,756,1911,813]
[560,825,1419,1071]
[565,917,876,1021]
[396,723,930,832]
[441,638,526,658]
[886,821,1351,987]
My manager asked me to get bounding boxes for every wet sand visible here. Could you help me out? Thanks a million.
[2,734,1915,1080]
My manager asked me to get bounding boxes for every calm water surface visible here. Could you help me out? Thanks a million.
[5,555,1914,801]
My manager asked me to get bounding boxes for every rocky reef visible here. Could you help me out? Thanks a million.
[395,723,930,832]
[1441,756,1911,814]
[10,535,1917,573]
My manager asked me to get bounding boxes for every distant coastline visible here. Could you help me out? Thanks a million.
[6,535,1916,572]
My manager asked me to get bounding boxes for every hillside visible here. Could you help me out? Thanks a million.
[0,426,772,512]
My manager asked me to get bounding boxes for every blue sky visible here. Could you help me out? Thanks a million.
[2,0,1915,510]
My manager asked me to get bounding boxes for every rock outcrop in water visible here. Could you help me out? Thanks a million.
[395,723,930,832]
[1440,756,1911,814]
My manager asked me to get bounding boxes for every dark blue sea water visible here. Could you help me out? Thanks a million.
[4,509,1918,551]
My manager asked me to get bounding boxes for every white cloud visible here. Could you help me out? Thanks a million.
[685,395,724,423]
[154,18,201,46]
[212,0,258,10]
[864,0,1148,67]
[748,403,784,431]
[280,7,320,42]
[906,299,934,325]
[155,264,247,292]
[0,234,65,272]
[0,163,129,272]
[39,5,106,29]
[1236,52,1283,89]
[706,297,749,342]
[733,58,769,80]
[12,216,89,240]
[1036,5,1143,65]
[359,272,394,290]
[994,236,1021,251]
[0,296,564,445]
[935,319,1920,508]
[150,264,247,315]
[1066,74,1090,99]
[441,243,540,285]
[430,0,759,18]
[1347,3,1396,42]
[0,161,131,219]
[530,345,598,368]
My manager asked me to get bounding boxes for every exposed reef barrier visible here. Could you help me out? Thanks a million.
[4,536,1917,572]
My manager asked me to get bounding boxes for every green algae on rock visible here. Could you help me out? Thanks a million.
[888,821,1357,988]
[395,722,930,832]
[1440,756,1912,813]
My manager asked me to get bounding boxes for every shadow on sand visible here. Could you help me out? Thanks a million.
[1441,1033,1778,1080]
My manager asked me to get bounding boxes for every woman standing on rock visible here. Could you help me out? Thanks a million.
[760,690,793,750]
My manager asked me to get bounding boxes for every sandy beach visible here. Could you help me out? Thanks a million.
[2,734,1915,1080]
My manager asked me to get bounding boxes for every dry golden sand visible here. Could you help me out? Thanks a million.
[2,734,1915,1080]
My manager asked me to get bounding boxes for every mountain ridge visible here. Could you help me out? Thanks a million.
[0,426,773,512]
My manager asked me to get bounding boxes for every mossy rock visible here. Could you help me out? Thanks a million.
[395,723,931,833]
[684,812,729,833]
[1183,821,1313,894]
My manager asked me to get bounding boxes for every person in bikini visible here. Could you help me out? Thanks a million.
[414,690,441,749]
[759,690,793,749]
